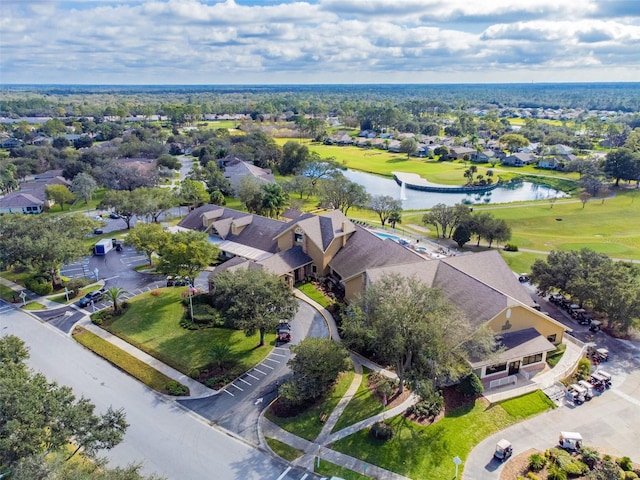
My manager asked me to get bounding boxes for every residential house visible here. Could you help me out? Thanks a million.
[502,152,536,167]
[222,158,275,193]
[0,138,23,149]
[0,192,44,214]
[15,169,72,209]
[471,150,497,164]
[448,146,476,160]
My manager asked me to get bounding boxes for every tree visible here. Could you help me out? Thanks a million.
[157,230,217,279]
[484,217,511,247]
[590,261,640,334]
[212,269,298,346]
[319,172,370,215]
[46,184,75,211]
[179,179,209,210]
[106,287,128,314]
[0,336,128,468]
[209,190,226,205]
[0,214,96,288]
[283,174,312,199]
[156,154,181,171]
[125,223,169,265]
[452,224,471,248]
[342,274,494,392]
[238,176,264,214]
[302,156,340,194]
[71,172,98,204]
[399,137,418,158]
[260,182,288,218]
[280,141,310,175]
[422,203,454,238]
[434,145,449,160]
[136,187,179,223]
[99,190,135,229]
[579,190,592,208]
[369,195,403,227]
[604,147,640,187]
[283,338,350,403]
[388,210,402,229]
[498,133,530,153]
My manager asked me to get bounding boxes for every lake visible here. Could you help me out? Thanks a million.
[341,169,567,210]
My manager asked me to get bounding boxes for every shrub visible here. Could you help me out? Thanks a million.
[26,277,53,296]
[564,460,588,476]
[91,317,103,326]
[618,457,634,472]
[64,277,88,297]
[547,464,567,480]
[581,446,601,469]
[166,380,189,396]
[457,372,484,397]
[624,472,638,479]
[528,453,547,472]
[411,380,444,418]
[527,473,541,480]
[504,243,519,252]
[575,358,592,381]
[370,421,393,441]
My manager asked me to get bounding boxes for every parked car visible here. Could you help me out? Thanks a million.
[166,276,192,287]
[93,228,104,235]
[518,273,530,283]
[78,289,106,307]
[276,321,292,345]
[109,212,121,219]
[494,439,513,462]
[589,320,602,332]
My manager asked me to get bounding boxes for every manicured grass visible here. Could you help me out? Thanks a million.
[296,282,333,309]
[497,390,556,420]
[266,370,355,441]
[49,284,103,304]
[101,288,275,376]
[546,343,567,368]
[315,458,373,480]
[403,189,640,261]
[21,301,46,310]
[331,390,555,480]
[265,437,304,462]
[332,368,384,433]
[72,326,187,394]
[0,283,18,302]
[499,250,547,276]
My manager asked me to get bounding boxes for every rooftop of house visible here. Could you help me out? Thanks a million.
[0,192,43,208]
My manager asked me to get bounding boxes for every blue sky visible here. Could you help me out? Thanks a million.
[1,0,639,84]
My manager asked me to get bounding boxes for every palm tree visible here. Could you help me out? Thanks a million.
[106,287,127,314]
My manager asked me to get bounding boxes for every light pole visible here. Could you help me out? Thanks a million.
[453,456,462,478]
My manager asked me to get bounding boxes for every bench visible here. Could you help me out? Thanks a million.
[319,413,328,423]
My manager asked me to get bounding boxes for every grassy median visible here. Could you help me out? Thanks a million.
[72,326,189,395]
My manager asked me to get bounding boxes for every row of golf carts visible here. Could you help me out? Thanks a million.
[566,369,612,405]
[494,432,584,462]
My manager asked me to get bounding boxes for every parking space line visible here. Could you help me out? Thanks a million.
[238,377,252,386]
[230,383,244,391]
[246,373,259,380]
[270,352,287,357]
[300,474,308,480]
[254,368,267,375]
[223,389,234,397]
[265,358,280,364]
[260,363,274,370]
[276,467,291,480]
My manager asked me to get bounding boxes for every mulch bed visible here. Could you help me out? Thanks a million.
[404,385,479,426]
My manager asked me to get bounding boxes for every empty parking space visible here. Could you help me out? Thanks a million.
[219,347,290,398]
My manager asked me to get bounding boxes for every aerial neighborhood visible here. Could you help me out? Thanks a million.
[1,83,640,480]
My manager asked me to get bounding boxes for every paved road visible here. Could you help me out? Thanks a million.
[0,306,315,480]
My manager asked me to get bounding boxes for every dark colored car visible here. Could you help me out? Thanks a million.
[109,212,121,219]
[78,289,106,307]
[93,228,104,235]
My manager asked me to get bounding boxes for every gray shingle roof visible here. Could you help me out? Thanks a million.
[329,225,425,280]
[470,328,556,368]
[277,209,355,253]
[257,246,312,276]
[0,192,43,208]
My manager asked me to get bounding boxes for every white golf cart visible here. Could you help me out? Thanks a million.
[494,439,513,462]
[559,431,583,451]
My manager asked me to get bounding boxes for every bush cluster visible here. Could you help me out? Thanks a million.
[64,277,88,298]
[26,275,53,296]
[165,380,189,396]
[503,243,519,252]
[457,372,484,397]
[369,421,393,441]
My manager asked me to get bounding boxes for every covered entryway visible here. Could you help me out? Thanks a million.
[508,360,521,376]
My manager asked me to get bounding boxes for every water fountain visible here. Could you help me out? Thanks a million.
[400,181,407,200]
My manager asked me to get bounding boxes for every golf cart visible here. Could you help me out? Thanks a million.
[559,432,583,451]
[569,383,592,401]
[589,320,602,332]
[494,439,513,462]
[590,371,612,391]
[578,380,596,399]
[593,348,609,362]
[276,321,292,345]
[566,385,585,405]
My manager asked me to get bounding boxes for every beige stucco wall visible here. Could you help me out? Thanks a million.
[487,305,565,344]
[344,274,365,303]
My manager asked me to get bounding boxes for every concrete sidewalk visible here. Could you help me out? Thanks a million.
[78,317,217,399]
[0,276,72,310]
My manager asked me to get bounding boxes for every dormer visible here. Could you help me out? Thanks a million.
[231,215,253,235]
[201,209,224,228]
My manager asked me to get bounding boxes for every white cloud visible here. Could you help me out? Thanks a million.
[1,0,639,83]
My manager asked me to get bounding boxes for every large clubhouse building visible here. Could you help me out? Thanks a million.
[178,205,568,385]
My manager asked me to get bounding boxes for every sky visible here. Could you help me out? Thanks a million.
[1,0,639,85]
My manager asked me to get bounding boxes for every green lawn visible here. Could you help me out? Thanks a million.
[265,437,304,462]
[101,288,275,377]
[332,368,385,433]
[0,283,18,302]
[331,390,555,480]
[315,459,373,480]
[72,326,187,394]
[296,282,333,309]
[21,301,46,310]
[266,370,355,441]
[546,343,567,368]
[49,284,103,304]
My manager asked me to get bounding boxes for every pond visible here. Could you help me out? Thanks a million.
[341,169,568,210]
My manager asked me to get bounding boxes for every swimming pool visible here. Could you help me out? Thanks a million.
[374,232,409,245]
